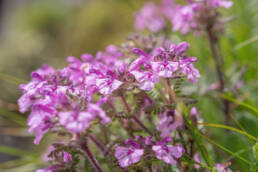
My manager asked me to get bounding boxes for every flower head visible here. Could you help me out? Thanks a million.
[115,140,144,168]
[152,143,184,165]
[135,2,165,32]
[95,71,123,95]
[157,110,183,138]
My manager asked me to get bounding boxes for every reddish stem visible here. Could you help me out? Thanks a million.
[80,141,104,172]
[121,94,154,136]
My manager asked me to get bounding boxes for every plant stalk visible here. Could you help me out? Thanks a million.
[80,140,104,172]
[206,28,230,123]
[121,94,154,136]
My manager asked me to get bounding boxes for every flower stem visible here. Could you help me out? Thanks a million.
[166,78,174,104]
[206,29,224,92]
[121,94,154,136]
[206,28,230,123]
[80,140,104,172]
[89,134,105,153]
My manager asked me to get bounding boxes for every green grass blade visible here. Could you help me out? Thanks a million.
[0,107,27,127]
[221,94,258,118]
[182,105,215,167]
[199,123,258,142]
[0,73,26,85]
[234,35,258,51]
[0,145,36,157]
[201,135,254,166]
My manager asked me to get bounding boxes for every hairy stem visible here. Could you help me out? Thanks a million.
[121,94,154,136]
[89,134,105,153]
[166,78,174,104]
[80,140,104,172]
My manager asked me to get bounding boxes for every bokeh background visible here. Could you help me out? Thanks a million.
[0,0,257,171]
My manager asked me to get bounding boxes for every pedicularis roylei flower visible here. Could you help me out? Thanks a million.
[16,0,242,171]
[18,36,202,171]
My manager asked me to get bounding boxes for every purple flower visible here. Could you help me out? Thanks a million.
[157,110,183,138]
[28,104,56,144]
[174,42,190,56]
[211,0,233,9]
[58,110,94,134]
[151,60,178,78]
[171,4,199,34]
[18,80,47,113]
[95,71,123,95]
[59,104,110,134]
[152,143,184,164]
[87,104,111,125]
[63,152,72,162]
[216,163,232,172]
[36,166,54,172]
[115,140,144,168]
[179,57,200,83]
[194,154,201,169]
[190,107,198,117]
[135,2,165,32]
[130,70,159,91]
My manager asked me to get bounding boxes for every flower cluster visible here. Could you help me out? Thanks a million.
[37,145,73,172]
[130,41,200,91]
[18,45,127,144]
[115,136,184,167]
[18,39,199,171]
[135,0,233,34]
[18,40,199,144]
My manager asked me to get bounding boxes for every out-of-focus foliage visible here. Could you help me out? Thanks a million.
[0,0,257,171]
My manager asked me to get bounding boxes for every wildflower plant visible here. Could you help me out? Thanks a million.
[16,0,258,172]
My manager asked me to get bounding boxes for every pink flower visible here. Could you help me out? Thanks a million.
[211,0,233,9]
[190,107,198,117]
[194,154,201,169]
[135,2,165,32]
[115,146,144,168]
[179,57,200,83]
[172,4,199,34]
[152,144,184,164]
[58,110,93,134]
[28,104,56,144]
[96,71,123,95]
[130,70,159,91]
[151,60,178,78]
[36,167,54,172]
[87,104,111,125]
[59,104,110,134]
[157,110,183,138]
[63,152,72,162]
[216,163,232,172]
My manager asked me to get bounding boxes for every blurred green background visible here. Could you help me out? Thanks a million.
[0,0,257,171]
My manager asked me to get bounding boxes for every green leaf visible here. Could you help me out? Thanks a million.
[201,135,254,166]
[0,145,36,158]
[199,123,258,142]
[0,107,27,127]
[0,157,38,169]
